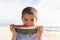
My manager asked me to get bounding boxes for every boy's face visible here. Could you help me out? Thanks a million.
[22,14,37,26]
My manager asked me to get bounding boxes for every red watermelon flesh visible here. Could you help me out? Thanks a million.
[15,25,38,29]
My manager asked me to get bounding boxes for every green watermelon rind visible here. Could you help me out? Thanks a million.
[15,28,37,34]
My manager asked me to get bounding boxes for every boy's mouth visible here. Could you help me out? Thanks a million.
[24,24,35,27]
[24,24,31,27]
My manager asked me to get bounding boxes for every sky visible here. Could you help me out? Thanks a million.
[0,0,60,26]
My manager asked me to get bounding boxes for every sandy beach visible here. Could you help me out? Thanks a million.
[0,26,60,40]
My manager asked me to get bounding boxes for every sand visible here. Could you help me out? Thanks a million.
[0,26,60,40]
[0,26,12,40]
[44,31,60,40]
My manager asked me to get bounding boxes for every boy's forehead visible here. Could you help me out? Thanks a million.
[23,14,36,18]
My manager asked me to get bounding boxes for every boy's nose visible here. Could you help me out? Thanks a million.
[27,23,31,26]
[27,22,32,25]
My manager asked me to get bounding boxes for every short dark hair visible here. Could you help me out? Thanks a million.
[22,7,37,18]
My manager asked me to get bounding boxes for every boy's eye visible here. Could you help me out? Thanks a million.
[31,19,34,21]
[24,19,28,21]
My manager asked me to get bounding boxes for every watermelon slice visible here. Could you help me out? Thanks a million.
[15,25,38,34]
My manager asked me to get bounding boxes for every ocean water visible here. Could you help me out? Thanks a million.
[44,26,60,32]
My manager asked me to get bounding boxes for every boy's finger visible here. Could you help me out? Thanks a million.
[10,26,15,31]
[13,27,15,30]
[10,26,13,29]
[37,26,44,32]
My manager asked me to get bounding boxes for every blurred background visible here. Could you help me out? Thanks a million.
[0,0,60,31]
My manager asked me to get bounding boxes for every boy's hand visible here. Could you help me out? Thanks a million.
[37,26,44,40]
[10,24,16,35]
[38,26,43,34]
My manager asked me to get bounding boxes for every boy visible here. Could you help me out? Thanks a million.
[10,7,43,40]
